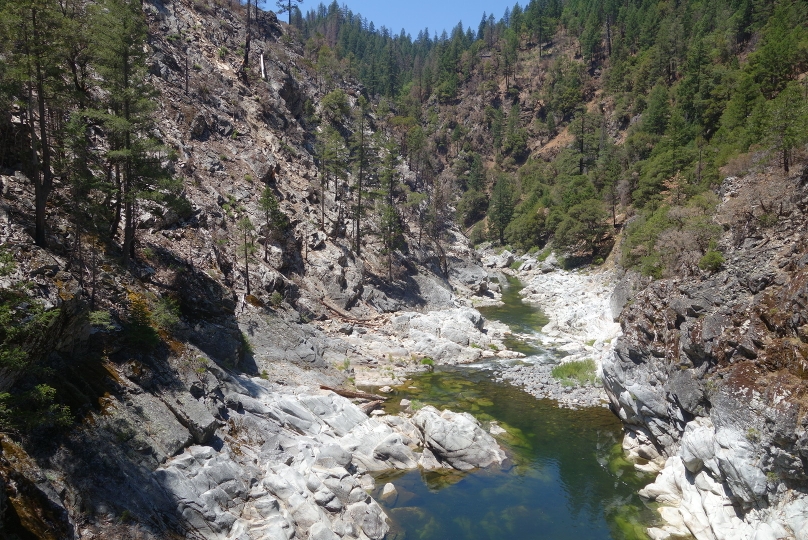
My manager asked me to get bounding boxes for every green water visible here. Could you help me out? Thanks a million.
[370,370,656,540]
[362,276,657,540]
[478,276,549,357]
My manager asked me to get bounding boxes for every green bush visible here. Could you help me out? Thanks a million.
[320,89,350,120]
[0,384,72,433]
[88,310,116,330]
[456,189,489,228]
[0,291,60,370]
[551,359,599,387]
[699,249,724,273]
[151,297,180,333]
[0,248,15,276]
[469,222,487,246]
[241,332,254,357]
[126,292,160,349]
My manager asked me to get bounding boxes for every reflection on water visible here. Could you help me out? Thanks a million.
[371,369,656,540]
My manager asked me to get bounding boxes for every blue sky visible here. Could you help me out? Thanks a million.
[311,1,517,38]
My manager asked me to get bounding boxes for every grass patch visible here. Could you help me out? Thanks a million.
[551,359,598,387]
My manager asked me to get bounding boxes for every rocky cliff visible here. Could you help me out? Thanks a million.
[0,0,508,538]
[604,167,808,539]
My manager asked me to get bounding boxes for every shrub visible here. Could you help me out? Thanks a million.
[151,297,180,333]
[698,249,724,273]
[88,310,116,330]
[126,292,160,349]
[320,89,350,121]
[240,332,254,362]
[469,222,487,246]
[551,359,598,386]
[0,291,60,370]
[456,189,489,228]
[0,248,15,276]
[0,384,72,433]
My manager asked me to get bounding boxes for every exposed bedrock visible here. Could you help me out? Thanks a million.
[603,172,808,539]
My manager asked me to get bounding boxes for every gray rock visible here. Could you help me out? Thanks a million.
[308,522,339,540]
[412,406,505,471]
[161,391,218,445]
[190,113,209,140]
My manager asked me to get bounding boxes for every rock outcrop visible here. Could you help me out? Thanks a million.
[151,375,505,540]
[411,406,505,471]
[603,169,808,540]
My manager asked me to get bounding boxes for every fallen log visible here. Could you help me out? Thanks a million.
[320,385,388,401]
[359,400,384,414]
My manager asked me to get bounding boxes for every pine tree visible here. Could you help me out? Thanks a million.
[766,82,808,173]
[350,96,370,255]
[0,0,68,247]
[488,176,514,245]
[276,0,303,25]
[258,186,287,262]
[90,0,170,265]
[241,0,252,75]
[237,217,256,296]
[378,139,403,279]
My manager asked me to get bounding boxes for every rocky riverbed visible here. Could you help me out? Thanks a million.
[497,363,607,408]
[478,248,621,408]
[149,365,505,540]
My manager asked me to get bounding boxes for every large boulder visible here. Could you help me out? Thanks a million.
[412,406,505,470]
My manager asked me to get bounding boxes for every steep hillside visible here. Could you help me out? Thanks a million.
[298,0,808,268]
[0,0,502,538]
[605,164,808,539]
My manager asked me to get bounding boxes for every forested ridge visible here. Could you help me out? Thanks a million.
[1,0,806,285]
[296,0,808,274]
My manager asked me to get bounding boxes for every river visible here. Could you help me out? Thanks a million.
[364,277,658,540]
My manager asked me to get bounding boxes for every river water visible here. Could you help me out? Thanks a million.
[365,277,658,540]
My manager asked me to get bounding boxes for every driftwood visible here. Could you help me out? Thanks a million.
[359,400,384,414]
[320,385,388,401]
[320,298,388,327]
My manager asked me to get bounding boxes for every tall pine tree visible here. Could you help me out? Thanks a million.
[89,0,169,265]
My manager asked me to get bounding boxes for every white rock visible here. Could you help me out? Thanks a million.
[400,398,412,412]
[412,406,505,471]
[380,483,397,499]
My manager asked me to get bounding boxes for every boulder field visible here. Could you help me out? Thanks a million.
[155,368,504,540]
